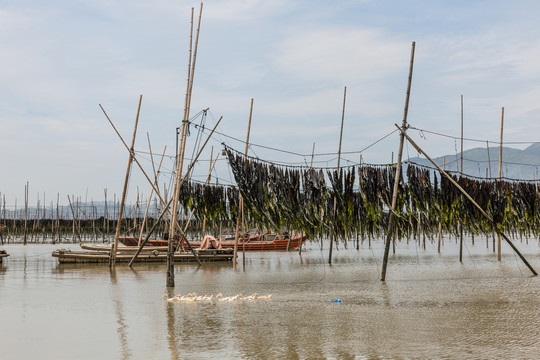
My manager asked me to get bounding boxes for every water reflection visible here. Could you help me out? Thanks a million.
[165,288,179,360]
[110,267,132,360]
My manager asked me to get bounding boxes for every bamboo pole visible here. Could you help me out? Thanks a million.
[201,146,214,237]
[187,4,203,116]
[438,223,442,253]
[104,188,109,240]
[307,142,316,253]
[76,197,81,242]
[67,195,81,242]
[329,86,347,264]
[166,3,203,287]
[241,199,247,262]
[168,121,189,285]
[310,142,315,168]
[486,140,492,178]
[381,41,415,282]
[497,107,504,262]
[459,95,464,262]
[397,124,537,276]
[92,200,96,241]
[233,197,242,270]
[234,98,254,268]
[392,150,396,254]
[57,196,62,243]
[110,95,142,266]
[460,95,464,174]
[13,198,17,239]
[437,158,446,253]
[71,196,75,240]
[24,182,28,245]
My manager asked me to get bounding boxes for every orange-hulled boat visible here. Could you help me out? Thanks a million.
[119,231,308,251]
[179,232,308,251]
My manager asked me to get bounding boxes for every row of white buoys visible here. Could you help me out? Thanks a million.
[164,292,272,303]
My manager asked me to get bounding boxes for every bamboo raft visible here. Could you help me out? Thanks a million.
[52,248,234,264]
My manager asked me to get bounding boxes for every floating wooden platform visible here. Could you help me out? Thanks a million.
[52,248,234,264]
[0,249,8,263]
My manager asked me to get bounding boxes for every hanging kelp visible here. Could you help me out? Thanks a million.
[326,167,358,240]
[300,168,329,237]
[174,179,239,229]
[223,145,540,242]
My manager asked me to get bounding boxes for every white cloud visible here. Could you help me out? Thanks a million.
[273,26,409,84]
[204,0,293,22]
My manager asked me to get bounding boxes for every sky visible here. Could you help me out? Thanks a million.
[2,0,540,207]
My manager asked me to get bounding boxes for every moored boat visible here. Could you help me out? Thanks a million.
[178,232,308,251]
[116,230,308,251]
[52,248,234,264]
[0,249,8,263]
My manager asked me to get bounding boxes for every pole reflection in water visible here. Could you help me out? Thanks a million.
[110,267,132,360]
[166,287,179,360]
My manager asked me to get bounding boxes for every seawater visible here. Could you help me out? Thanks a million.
[1,237,539,359]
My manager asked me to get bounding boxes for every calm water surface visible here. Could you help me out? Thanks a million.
[1,238,539,359]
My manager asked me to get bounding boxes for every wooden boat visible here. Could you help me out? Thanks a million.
[0,249,8,263]
[116,231,308,251]
[178,232,308,251]
[52,248,234,264]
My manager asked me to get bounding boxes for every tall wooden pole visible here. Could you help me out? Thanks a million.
[167,107,190,285]
[328,86,347,264]
[24,182,28,245]
[486,140,492,178]
[110,95,142,266]
[398,125,536,276]
[381,41,415,281]
[460,95,464,174]
[337,87,346,172]
[167,4,203,287]
[167,6,196,285]
[497,107,504,261]
[234,98,254,268]
[310,142,316,168]
[201,146,215,237]
[459,95,464,262]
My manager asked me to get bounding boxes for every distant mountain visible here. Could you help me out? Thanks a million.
[407,143,540,180]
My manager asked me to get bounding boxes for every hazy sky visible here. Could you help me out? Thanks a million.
[2,0,540,206]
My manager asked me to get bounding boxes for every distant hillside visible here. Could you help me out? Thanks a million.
[408,143,540,180]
